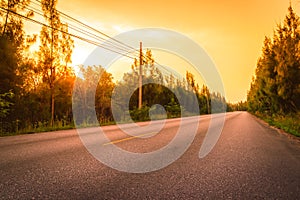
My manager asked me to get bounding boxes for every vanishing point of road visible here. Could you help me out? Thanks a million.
[0,112,299,199]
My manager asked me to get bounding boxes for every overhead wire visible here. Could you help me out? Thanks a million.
[20,1,140,58]
[33,0,138,55]
[24,3,139,56]
[2,0,177,78]
[0,6,137,59]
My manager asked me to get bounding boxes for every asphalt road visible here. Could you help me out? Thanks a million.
[0,112,299,199]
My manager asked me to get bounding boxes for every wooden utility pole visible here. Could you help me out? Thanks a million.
[138,42,143,109]
[50,0,55,127]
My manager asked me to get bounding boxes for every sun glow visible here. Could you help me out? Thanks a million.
[22,0,299,102]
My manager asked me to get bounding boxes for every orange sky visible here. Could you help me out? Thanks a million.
[26,0,298,103]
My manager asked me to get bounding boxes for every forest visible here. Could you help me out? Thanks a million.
[247,6,300,136]
[0,0,227,135]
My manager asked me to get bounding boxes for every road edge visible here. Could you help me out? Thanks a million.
[248,112,300,144]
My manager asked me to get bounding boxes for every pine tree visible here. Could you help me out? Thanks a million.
[248,6,300,114]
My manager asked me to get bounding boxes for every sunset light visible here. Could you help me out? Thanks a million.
[1,0,299,199]
[51,0,299,102]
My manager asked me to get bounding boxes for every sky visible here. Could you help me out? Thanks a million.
[26,0,299,103]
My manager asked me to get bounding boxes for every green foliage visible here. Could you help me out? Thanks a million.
[0,91,14,118]
[38,0,74,126]
[256,112,300,137]
[0,0,75,134]
[247,6,300,137]
[247,6,300,114]
[130,106,150,122]
[114,49,226,123]
[164,98,181,118]
[0,36,19,94]
[0,0,33,134]
[210,92,227,113]
[149,104,167,120]
[73,65,115,126]
[0,0,31,48]
[227,101,247,112]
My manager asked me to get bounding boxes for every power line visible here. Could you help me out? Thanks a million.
[13,0,170,71]
[20,2,140,57]
[34,0,137,53]
[2,1,175,80]
[140,53,182,79]
[0,6,137,60]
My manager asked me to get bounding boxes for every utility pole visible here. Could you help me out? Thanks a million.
[138,42,143,109]
[50,0,55,127]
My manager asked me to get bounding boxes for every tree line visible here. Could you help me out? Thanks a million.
[0,0,227,135]
[247,6,300,115]
[0,0,75,134]
[72,49,227,125]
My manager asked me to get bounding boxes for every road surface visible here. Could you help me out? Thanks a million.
[0,112,299,199]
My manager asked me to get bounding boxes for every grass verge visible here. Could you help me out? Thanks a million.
[0,121,117,137]
[255,112,300,137]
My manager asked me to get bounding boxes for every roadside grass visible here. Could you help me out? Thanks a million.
[0,124,75,137]
[1,111,210,137]
[22,124,75,134]
[256,112,300,137]
[0,121,117,137]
